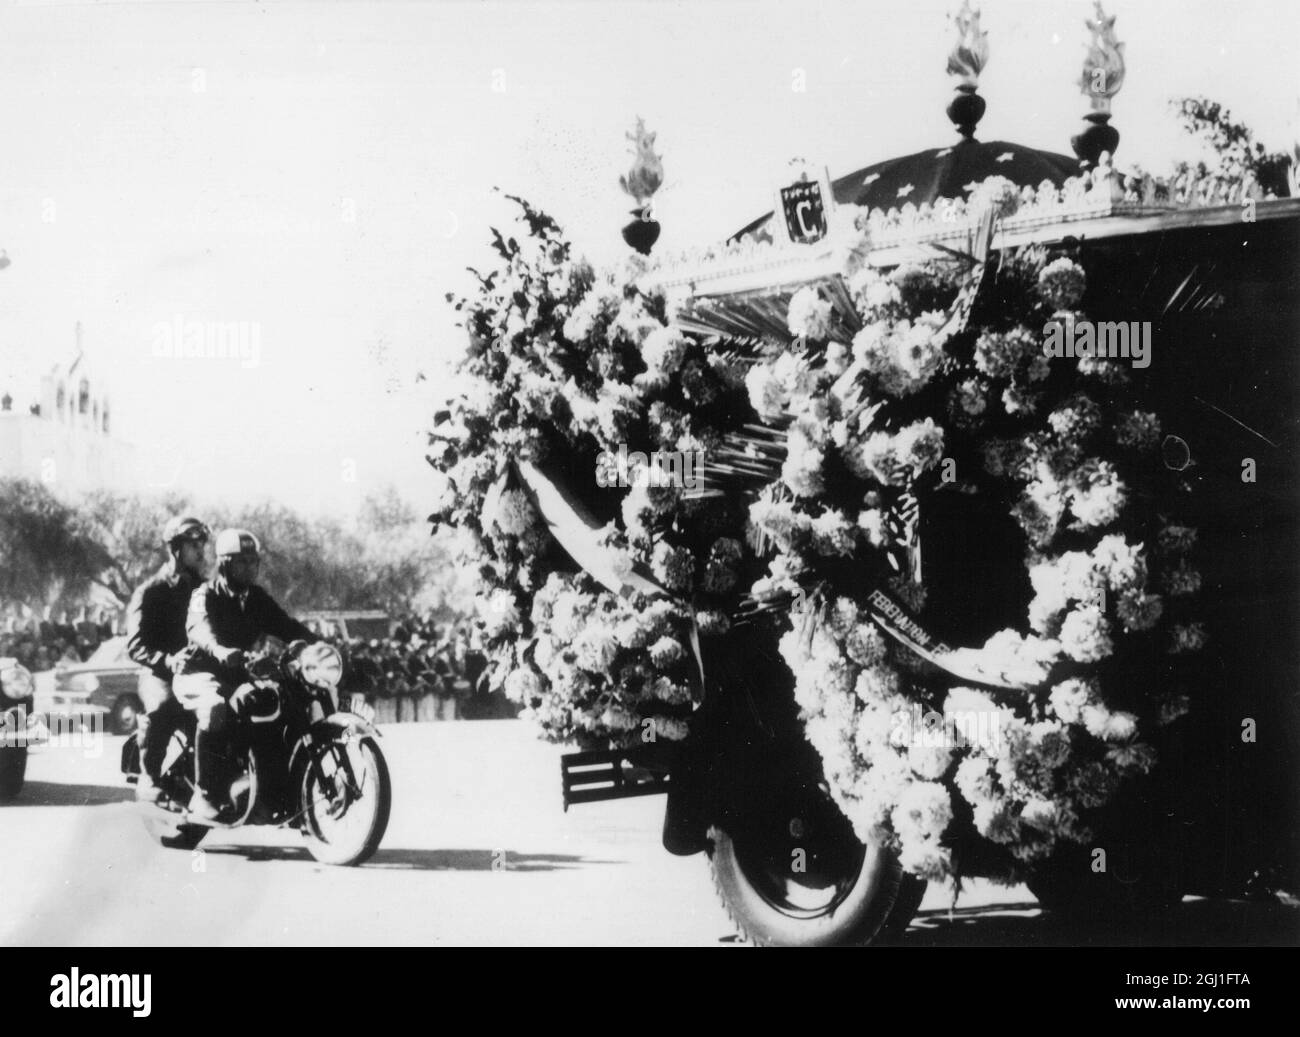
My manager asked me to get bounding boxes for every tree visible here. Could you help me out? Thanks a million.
[80,489,189,606]
[0,478,106,609]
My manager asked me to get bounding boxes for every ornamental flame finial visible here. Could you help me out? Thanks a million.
[946,1,989,88]
[618,116,663,205]
[1079,0,1126,112]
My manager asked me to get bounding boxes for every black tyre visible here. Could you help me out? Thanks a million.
[706,804,904,947]
[300,736,391,866]
[111,695,144,736]
[0,747,28,804]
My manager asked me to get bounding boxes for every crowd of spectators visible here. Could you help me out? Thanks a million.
[316,614,518,722]
[0,605,122,672]
[1,603,518,724]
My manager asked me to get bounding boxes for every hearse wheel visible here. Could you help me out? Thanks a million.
[707,786,908,946]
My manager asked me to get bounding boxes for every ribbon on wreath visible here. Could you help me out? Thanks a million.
[504,459,710,695]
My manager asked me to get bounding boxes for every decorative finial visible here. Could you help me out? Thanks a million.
[945,2,989,139]
[619,116,663,255]
[1072,1,1125,167]
[1079,0,1125,112]
[946,0,989,87]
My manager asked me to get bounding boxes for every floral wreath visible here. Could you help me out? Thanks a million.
[430,183,1204,882]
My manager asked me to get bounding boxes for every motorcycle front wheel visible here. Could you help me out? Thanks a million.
[299,735,391,866]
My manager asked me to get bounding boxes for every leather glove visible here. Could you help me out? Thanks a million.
[166,646,197,674]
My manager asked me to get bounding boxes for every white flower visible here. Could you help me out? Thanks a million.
[599,706,639,732]
[1081,703,1138,743]
[504,667,543,704]
[478,589,521,639]
[648,636,686,668]
[845,622,887,667]
[953,379,987,417]
[968,175,1021,218]
[897,836,952,880]
[907,742,954,780]
[810,509,856,556]
[1068,461,1126,528]
[893,321,944,384]
[782,426,826,497]
[787,286,835,340]
[1058,605,1113,662]
[1037,258,1086,309]
[975,328,1038,381]
[891,780,953,842]
[640,325,687,376]
[573,625,620,673]
[848,267,901,319]
[1019,797,1057,831]
[1048,678,1096,725]
[854,664,900,705]
[491,487,536,538]
[1092,534,1147,594]
[563,281,620,342]
[858,508,892,548]
[653,715,690,741]
[651,542,696,592]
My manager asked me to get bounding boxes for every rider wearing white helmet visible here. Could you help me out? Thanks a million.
[173,528,317,821]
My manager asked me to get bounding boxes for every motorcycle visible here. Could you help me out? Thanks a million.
[122,640,391,866]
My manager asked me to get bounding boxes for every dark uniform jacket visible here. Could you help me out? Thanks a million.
[185,578,316,675]
[126,566,202,681]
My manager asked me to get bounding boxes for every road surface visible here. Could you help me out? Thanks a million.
[1,720,1295,946]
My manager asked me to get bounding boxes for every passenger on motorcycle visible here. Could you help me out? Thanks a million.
[173,528,318,821]
[125,515,210,803]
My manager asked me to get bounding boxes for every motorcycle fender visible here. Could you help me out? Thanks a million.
[288,713,380,779]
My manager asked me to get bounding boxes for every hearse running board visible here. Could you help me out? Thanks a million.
[560,746,671,810]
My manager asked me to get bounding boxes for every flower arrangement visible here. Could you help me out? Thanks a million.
[431,187,1202,882]
[428,195,754,749]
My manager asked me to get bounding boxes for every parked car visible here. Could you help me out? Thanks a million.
[51,636,146,735]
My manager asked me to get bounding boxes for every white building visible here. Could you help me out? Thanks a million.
[0,324,136,494]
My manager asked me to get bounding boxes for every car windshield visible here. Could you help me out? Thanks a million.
[85,637,127,666]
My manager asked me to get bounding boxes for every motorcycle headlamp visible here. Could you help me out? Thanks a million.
[300,643,343,691]
[0,658,35,702]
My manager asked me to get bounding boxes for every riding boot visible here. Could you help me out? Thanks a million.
[194,725,229,802]
[142,699,184,781]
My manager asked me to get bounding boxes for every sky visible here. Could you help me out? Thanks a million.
[0,0,1295,518]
